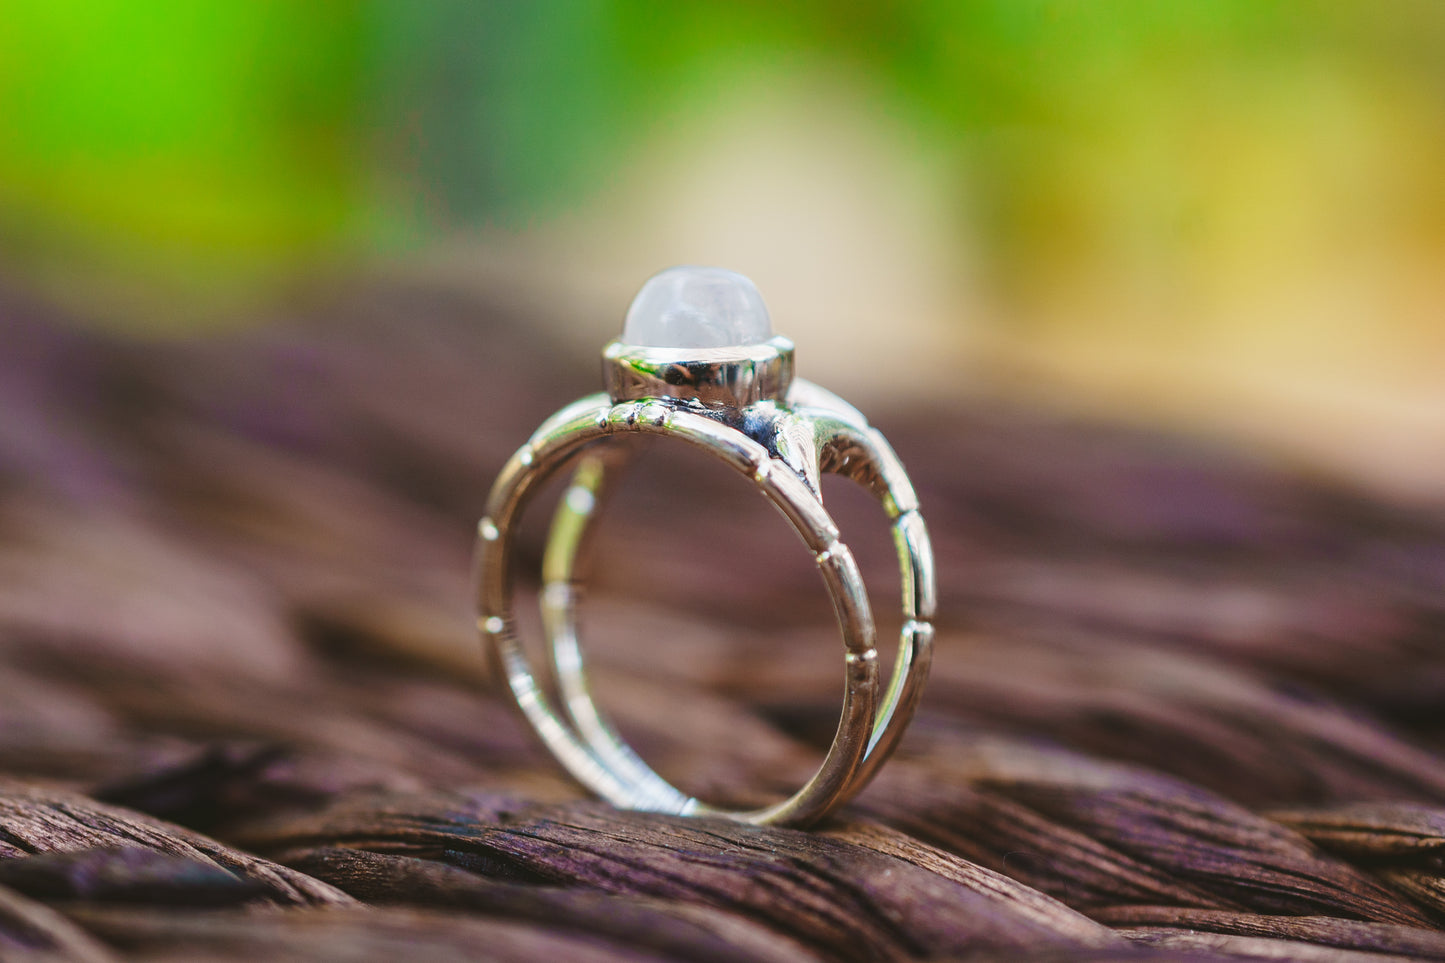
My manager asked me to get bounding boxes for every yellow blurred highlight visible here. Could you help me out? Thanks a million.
[2,3,1443,504]
[461,60,1445,505]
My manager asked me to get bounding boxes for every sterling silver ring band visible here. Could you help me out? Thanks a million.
[474,278,935,827]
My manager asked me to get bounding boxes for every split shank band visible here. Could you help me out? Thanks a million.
[475,335,935,827]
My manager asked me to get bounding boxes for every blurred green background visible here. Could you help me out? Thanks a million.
[2,1,1443,499]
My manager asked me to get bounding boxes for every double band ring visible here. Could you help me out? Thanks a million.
[475,267,935,827]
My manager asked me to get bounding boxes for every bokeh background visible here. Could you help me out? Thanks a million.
[3,1,1443,504]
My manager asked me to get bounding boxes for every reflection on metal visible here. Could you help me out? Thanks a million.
[476,335,935,827]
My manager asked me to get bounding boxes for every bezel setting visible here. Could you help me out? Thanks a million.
[603,335,795,411]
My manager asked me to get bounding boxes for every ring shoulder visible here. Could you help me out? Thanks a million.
[527,385,919,521]
[769,381,920,518]
[530,393,613,446]
[785,379,871,427]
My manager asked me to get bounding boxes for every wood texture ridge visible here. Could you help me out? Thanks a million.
[2,280,1445,961]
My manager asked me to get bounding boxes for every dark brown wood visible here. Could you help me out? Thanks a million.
[64,905,693,963]
[1094,907,1445,959]
[0,784,351,908]
[2,278,1445,959]
[0,884,118,962]
[238,792,1111,960]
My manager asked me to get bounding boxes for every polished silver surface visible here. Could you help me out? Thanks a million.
[475,335,935,828]
[603,336,794,410]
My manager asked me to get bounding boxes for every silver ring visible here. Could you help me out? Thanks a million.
[474,267,935,827]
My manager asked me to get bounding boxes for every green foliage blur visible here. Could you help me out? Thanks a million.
[2,1,1443,329]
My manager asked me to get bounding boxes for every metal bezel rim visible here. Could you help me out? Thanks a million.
[603,335,796,410]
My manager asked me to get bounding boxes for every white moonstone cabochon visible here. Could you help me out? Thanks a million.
[622,266,773,348]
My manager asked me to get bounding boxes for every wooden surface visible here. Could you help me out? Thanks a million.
[3,280,1445,961]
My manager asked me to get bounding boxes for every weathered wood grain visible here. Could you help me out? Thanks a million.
[2,280,1445,959]
[1095,907,1445,959]
[64,905,692,963]
[0,784,351,908]
[237,792,1100,960]
[0,883,118,963]
[282,846,826,963]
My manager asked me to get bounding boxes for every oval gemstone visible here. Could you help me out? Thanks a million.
[622,266,773,348]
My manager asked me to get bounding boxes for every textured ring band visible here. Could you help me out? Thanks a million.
[474,267,935,827]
